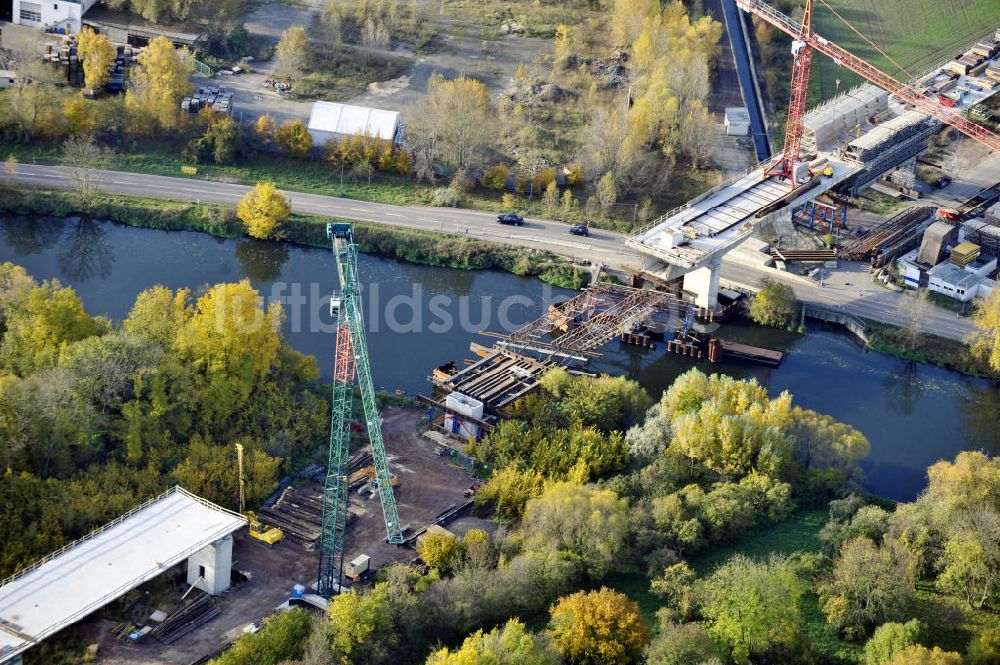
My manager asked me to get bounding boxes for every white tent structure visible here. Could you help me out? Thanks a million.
[307,101,400,147]
[0,487,246,665]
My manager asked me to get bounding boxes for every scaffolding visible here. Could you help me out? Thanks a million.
[501,284,688,359]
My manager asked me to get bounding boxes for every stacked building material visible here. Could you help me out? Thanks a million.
[950,241,982,267]
[841,207,935,263]
[181,87,234,116]
[149,592,220,644]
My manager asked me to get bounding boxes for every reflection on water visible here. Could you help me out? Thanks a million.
[1,214,999,501]
[882,361,924,417]
[235,239,291,283]
[58,218,114,282]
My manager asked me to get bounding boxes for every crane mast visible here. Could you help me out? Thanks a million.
[737,0,1000,189]
[317,222,403,598]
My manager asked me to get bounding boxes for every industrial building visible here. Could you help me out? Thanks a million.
[9,0,98,33]
[0,487,246,665]
[724,107,751,136]
[307,101,400,147]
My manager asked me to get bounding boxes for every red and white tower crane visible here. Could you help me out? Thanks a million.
[738,0,1000,189]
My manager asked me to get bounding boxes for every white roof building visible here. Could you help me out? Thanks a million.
[307,101,400,146]
[0,487,245,664]
[12,0,99,33]
[724,107,750,136]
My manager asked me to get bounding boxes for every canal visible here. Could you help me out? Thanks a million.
[1,215,997,501]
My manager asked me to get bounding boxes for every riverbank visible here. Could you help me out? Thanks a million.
[863,318,997,379]
[0,186,591,290]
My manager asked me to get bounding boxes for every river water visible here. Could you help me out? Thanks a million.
[1,215,997,501]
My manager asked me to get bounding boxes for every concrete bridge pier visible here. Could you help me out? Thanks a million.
[682,254,724,310]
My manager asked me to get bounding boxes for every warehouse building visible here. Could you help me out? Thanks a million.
[10,0,99,32]
[307,101,400,147]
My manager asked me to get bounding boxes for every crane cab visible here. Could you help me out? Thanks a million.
[330,295,342,316]
[326,223,354,241]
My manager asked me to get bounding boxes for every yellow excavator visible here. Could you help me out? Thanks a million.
[237,444,285,547]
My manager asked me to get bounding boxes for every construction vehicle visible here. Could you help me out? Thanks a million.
[236,443,285,547]
[317,223,404,597]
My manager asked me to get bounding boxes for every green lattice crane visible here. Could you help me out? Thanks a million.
[317,222,403,597]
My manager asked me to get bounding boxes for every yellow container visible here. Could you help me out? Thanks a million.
[181,165,198,175]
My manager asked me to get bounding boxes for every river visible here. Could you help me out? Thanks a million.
[1,215,997,501]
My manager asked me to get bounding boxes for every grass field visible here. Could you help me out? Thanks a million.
[810,0,1000,101]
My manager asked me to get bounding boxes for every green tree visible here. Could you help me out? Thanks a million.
[698,554,807,664]
[237,182,292,240]
[523,482,629,578]
[547,588,650,665]
[937,509,1000,609]
[417,532,463,574]
[645,622,719,665]
[818,537,918,640]
[275,119,313,159]
[209,607,312,665]
[649,562,696,621]
[427,619,556,665]
[862,620,923,665]
[749,278,797,328]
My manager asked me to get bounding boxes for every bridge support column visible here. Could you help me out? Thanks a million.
[682,255,723,310]
[187,534,234,595]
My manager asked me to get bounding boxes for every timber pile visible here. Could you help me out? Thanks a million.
[257,487,357,549]
[840,207,934,261]
[150,592,219,644]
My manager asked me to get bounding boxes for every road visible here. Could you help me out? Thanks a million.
[9,163,976,341]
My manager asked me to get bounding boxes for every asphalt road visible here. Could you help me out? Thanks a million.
[9,163,976,341]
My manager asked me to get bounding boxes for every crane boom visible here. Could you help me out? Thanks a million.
[317,222,403,598]
[737,0,1000,154]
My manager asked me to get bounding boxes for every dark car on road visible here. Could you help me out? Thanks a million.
[569,224,589,237]
[497,213,524,226]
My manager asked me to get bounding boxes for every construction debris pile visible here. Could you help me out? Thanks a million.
[148,592,220,644]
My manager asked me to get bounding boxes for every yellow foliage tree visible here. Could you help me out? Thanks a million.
[236,182,292,240]
[970,288,1000,374]
[416,532,463,574]
[427,619,556,665]
[886,645,962,665]
[274,119,312,159]
[125,35,193,133]
[253,114,276,143]
[63,96,99,135]
[77,28,116,93]
[547,588,649,665]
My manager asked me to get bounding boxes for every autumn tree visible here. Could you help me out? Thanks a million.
[547,588,649,665]
[77,28,116,93]
[898,288,931,353]
[596,171,618,217]
[678,101,717,168]
[405,74,495,178]
[542,180,560,217]
[970,288,1000,374]
[126,36,194,133]
[886,645,962,665]
[209,608,312,665]
[697,555,807,664]
[64,97,99,136]
[473,464,545,521]
[276,26,310,87]
[274,119,313,159]
[327,583,396,663]
[427,619,556,665]
[3,156,18,189]
[237,182,292,240]
[416,532,463,574]
[749,278,798,328]
[937,508,1000,609]
[818,537,918,639]
[645,622,719,665]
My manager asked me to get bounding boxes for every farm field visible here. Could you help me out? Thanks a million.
[809,0,1000,100]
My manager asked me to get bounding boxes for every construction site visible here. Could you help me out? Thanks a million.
[6,1,1000,663]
